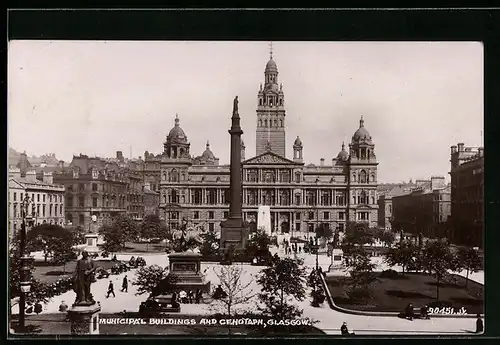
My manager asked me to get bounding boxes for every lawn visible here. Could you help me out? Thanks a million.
[10,313,325,335]
[326,272,484,315]
[120,242,167,253]
[33,260,119,285]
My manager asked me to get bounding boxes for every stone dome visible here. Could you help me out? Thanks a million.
[352,116,372,142]
[337,142,349,161]
[167,115,188,143]
[265,58,278,72]
[294,136,303,147]
[201,141,215,160]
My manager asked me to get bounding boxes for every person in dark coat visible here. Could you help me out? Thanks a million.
[340,322,354,335]
[420,305,430,319]
[59,300,68,312]
[121,275,128,292]
[187,290,194,304]
[195,289,203,304]
[405,303,414,321]
[106,280,115,298]
[476,314,483,333]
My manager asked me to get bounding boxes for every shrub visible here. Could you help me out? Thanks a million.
[380,269,400,279]
[427,300,453,309]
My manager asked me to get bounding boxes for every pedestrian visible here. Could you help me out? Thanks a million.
[106,280,116,298]
[195,289,202,304]
[420,305,430,319]
[121,275,128,292]
[187,290,194,304]
[34,302,43,314]
[299,246,302,254]
[476,314,483,333]
[340,322,354,336]
[179,290,188,303]
[405,303,414,321]
[59,300,68,312]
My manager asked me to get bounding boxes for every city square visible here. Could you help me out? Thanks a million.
[8,41,483,337]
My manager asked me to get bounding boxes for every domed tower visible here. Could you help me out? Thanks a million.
[293,136,303,163]
[160,114,192,224]
[334,142,349,165]
[163,114,191,159]
[199,141,219,166]
[256,44,286,157]
[347,116,378,226]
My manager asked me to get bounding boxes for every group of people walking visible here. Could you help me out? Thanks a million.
[106,275,129,298]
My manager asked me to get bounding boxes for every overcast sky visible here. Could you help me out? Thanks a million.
[8,41,483,183]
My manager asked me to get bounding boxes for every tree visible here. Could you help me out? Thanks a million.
[246,229,272,260]
[384,240,419,275]
[140,215,168,251]
[257,256,307,320]
[315,223,333,240]
[199,227,220,256]
[211,265,255,316]
[71,226,86,246]
[133,264,178,297]
[455,246,482,289]
[51,237,78,274]
[99,215,139,254]
[343,222,375,246]
[342,244,377,299]
[375,229,396,247]
[421,240,454,300]
[27,224,76,264]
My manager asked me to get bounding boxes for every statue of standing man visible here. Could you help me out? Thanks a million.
[233,96,238,115]
[73,250,98,306]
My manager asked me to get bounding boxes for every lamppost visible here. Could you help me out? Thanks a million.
[19,194,34,331]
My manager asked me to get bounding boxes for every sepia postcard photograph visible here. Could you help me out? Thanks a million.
[7,40,484,337]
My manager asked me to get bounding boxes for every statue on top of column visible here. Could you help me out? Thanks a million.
[233,96,239,115]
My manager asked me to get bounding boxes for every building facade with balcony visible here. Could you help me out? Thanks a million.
[449,143,484,247]
[8,168,66,236]
[391,176,451,239]
[149,54,379,234]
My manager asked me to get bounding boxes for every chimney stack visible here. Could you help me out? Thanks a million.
[26,170,37,182]
[320,158,325,166]
[43,171,54,185]
[116,151,124,162]
[457,142,465,152]
[450,145,457,154]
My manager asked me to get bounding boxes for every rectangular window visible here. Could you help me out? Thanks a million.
[295,222,301,232]
[338,223,345,232]
[37,204,40,216]
[324,212,329,220]
[42,205,46,217]
[79,196,85,207]
[92,197,98,207]
[79,214,84,224]
[37,194,40,202]
[13,192,16,201]
[295,195,301,205]
[295,212,301,220]
[43,194,46,202]
[193,211,199,219]
[208,223,214,231]
[223,211,229,219]
[338,212,345,220]
[92,183,98,191]
[309,211,314,220]
[79,183,85,191]
[208,211,214,220]
[49,205,52,216]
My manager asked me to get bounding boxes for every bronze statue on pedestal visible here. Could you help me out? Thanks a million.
[73,251,97,306]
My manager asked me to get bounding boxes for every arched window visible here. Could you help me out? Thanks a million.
[163,173,167,181]
[259,119,262,127]
[352,196,356,204]
[274,119,278,127]
[280,99,283,106]
[352,172,356,181]
[371,174,375,182]
[279,119,283,127]
[359,170,367,183]
[259,99,263,106]
[171,190,178,203]
[371,196,375,204]
[295,172,301,183]
[171,170,178,182]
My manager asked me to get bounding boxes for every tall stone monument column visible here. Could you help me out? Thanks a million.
[220,96,249,252]
[67,251,101,335]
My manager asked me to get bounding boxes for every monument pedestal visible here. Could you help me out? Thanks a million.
[220,217,249,251]
[328,249,344,273]
[67,304,101,335]
[84,233,100,254]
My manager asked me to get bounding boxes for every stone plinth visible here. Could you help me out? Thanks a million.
[220,217,249,251]
[328,249,344,273]
[67,304,101,335]
[84,233,99,253]
[167,252,210,293]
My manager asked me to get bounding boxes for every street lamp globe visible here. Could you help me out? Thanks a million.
[20,281,31,293]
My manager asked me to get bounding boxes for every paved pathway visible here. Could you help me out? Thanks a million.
[15,250,483,335]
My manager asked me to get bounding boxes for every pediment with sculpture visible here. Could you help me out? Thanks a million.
[243,152,301,166]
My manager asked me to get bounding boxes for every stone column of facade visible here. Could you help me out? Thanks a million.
[220,96,249,252]
[68,304,101,335]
